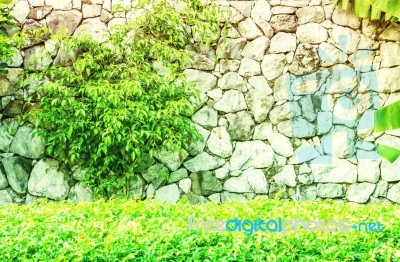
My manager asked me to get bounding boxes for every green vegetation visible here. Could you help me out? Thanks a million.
[0,0,16,74]
[25,0,220,197]
[334,0,400,21]
[374,101,400,162]
[0,198,399,261]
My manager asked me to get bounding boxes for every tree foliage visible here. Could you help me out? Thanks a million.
[334,0,400,21]
[0,0,16,74]
[26,0,221,197]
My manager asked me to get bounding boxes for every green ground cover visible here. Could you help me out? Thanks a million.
[0,198,399,261]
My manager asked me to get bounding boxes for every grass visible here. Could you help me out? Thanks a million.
[0,197,400,261]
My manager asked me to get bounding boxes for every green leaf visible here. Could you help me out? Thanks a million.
[376,143,400,163]
[374,100,400,132]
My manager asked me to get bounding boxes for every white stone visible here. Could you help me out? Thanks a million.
[74,18,110,43]
[321,125,356,158]
[184,69,217,93]
[381,157,400,182]
[45,0,72,10]
[273,74,293,102]
[11,0,30,23]
[155,184,180,203]
[326,65,358,94]
[251,0,272,36]
[296,23,328,44]
[311,156,357,183]
[274,165,296,187]
[112,0,131,11]
[269,101,301,125]
[230,141,275,171]
[192,106,217,129]
[245,89,274,123]
[238,58,260,77]
[183,152,225,172]
[271,6,297,14]
[269,32,296,53]
[213,90,247,113]
[378,23,400,42]
[207,89,222,101]
[224,168,268,193]
[318,42,347,67]
[288,140,321,164]
[237,18,263,40]
[347,183,375,203]
[219,60,240,74]
[28,159,70,200]
[261,54,286,80]
[296,6,325,24]
[230,1,252,17]
[72,0,81,9]
[241,36,269,62]
[317,112,332,135]
[332,4,361,29]
[248,76,272,95]
[82,4,102,18]
[330,25,360,54]
[178,178,191,194]
[266,132,293,157]
[207,127,233,158]
[253,122,273,140]
[28,0,45,7]
[380,42,400,68]
[217,38,247,60]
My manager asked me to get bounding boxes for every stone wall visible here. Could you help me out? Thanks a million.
[1,0,400,205]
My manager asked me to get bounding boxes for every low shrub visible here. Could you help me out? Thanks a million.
[0,198,399,261]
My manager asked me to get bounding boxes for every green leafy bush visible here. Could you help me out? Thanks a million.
[26,0,220,197]
[0,198,399,261]
[0,0,16,74]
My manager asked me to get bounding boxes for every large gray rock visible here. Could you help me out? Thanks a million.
[0,190,12,206]
[46,10,82,35]
[192,106,218,129]
[332,96,359,127]
[380,43,400,68]
[241,36,270,61]
[288,140,320,164]
[28,159,70,200]
[317,183,345,198]
[251,1,273,36]
[266,132,293,157]
[155,184,180,203]
[318,42,347,67]
[168,168,188,183]
[11,0,30,23]
[10,126,45,159]
[296,23,328,44]
[226,111,255,141]
[317,112,332,135]
[296,6,325,24]
[362,67,400,93]
[142,163,169,189]
[190,171,222,196]
[45,0,72,10]
[238,18,263,40]
[2,156,32,194]
[299,95,320,122]
[289,43,320,75]
[68,182,93,202]
[207,127,233,158]
[184,69,217,93]
[217,38,247,60]
[186,124,210,156]
[74,18,110,43]
[321,125,356,158]
[269,32,296,53]
[277,117,316,138]
[357,152,380,183]
[293,185,317,201]
[0,169,8,190]
[261,54,287,80]
[183,152,225,172]
[154,146,188,172]
[0,124,15,152]
[270,15,297,32]
[214,90,247,113]
[238,58,261,77]
[330,25,360,54]
[373,180,388,198]
[248,76,273,95]
[245,89,274,123]
[269,102,301,125]
[217,72,247,92]
[230,140,275,171]
[224,168,268,193]
[347,183,375,203]
[311,156,357,183]
[274,165,296,187]
[24,45,53,71]
[381,157,400,182]
[387,183,400,204]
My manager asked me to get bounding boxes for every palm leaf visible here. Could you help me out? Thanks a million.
[376,143,400,162]
[374,100,400,132]
[354,0,372,18]
[371,0,400,18]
